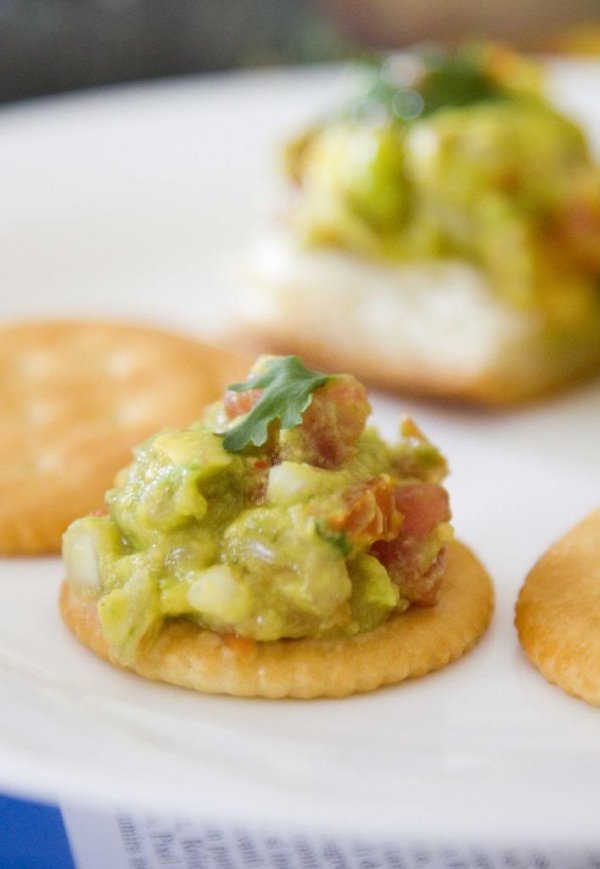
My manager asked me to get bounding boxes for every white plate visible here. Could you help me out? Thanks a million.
[1,63,600,846]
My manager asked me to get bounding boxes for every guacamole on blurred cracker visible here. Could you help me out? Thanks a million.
[286,43,600,330]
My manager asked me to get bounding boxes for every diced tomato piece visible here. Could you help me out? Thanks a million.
[280,374,371,469]
[553,172,600,271]
[392,483,450,540]
[561,201,600,270]
[329,475,403,548]
[370,483,451,607]
[316,375,371,452]
[371,535,447,607]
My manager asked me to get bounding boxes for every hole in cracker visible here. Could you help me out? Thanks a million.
[105,350,137,379]
[26,400,58,426]
[115,397,157,426]
[17,352,52,379]
[35,452,61,474]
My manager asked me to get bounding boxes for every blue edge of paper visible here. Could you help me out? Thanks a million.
[0,794,75,869]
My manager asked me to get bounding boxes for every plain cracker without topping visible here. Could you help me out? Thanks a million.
[0,321,248,554]
[515,509,600,706]
[59,540,494,699]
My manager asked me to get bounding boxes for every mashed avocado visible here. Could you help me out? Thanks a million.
[287,43,600,329]
[63,357,452,664]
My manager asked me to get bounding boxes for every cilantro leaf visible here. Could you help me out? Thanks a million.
[222,357,330,453]
[345,46,503,126]
[316,521,352,557]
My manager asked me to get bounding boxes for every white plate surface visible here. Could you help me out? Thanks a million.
[1,62,600,845]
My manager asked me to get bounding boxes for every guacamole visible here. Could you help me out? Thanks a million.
[63,357,452,664]
[286,44,600,328]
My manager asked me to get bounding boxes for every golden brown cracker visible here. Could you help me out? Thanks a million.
[59,540,494,699]
[0,321,248,554]
[515,509,600,706]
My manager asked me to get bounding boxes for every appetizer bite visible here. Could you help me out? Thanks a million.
[238,44,600,404]
[516,509,600,706]
[60,356,493,698]
[0,321,247,554]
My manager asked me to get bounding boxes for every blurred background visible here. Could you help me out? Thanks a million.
[2,0,600,105]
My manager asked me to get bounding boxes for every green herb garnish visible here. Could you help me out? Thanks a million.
[222,357,330,453]
[347,45,503,125]
[316,522,352,557]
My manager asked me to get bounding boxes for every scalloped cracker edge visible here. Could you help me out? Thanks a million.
[60,540,494,699]
[516,508,600,706]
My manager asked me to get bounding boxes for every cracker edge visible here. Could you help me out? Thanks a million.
[59,540,494,699]
[515,508,600,707]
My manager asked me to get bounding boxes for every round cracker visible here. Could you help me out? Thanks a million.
[59,540,494,699]
[515,509,600,706]
[0,321,248,554]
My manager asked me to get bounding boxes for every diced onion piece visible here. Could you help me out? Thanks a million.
[63,522,101,593]
[267,461,340,504]
[187,565,252,622]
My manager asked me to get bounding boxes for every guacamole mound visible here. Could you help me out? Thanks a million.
[286,43,600,330]
[63,357,453,663]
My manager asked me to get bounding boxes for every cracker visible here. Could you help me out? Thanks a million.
[0,321,248,554]
[515,509,600,706]
[59,540,494,699]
